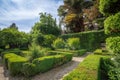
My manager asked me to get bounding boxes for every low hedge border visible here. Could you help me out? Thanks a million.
[63,54,110,80]
[3,53,28,76]
[3,52,73,77]
[47,49,87,57]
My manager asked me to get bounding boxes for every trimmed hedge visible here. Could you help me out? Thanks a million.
[1,49,22,58]
[60,30,106,51]
[22,53,73,77]
[3,51,73,77]
[3,53,28,76]
[63,54,107,80]
[48,49,86,57]
[100,57,115,80]
[33,56,55,73]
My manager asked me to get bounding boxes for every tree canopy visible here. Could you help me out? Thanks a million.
[58,0,93,33]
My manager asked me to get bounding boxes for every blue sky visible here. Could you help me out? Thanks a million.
[0,0,63,32]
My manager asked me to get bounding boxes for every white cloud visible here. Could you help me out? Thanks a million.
[0,0,63,32]
[0,0,63,21]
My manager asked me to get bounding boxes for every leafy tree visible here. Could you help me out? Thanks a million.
[0,27,30,49]
[58,0,93,33]
[32,13,61,36]
[9,23,18,30]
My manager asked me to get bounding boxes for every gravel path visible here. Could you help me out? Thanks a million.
[32,52,90,80]
[0,52,90,80]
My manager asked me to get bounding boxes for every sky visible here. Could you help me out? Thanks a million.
[0,0,63,32]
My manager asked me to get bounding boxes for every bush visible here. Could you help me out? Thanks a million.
[52,38,65,49]
[104,13,120,34]
[60,30,106,51]
[99,0,120,16]
[74,49,87,56]
[33,56,54,73]
[3,53,19,69]
[28,44,44,61]
[94,49,103,55]
[43,34,56,48]
[47,51,73,61]
[3,53,28,76]
[63,54,109,80]
[67,38,80,50]
[106,37,120,54]
[22,63,36,77]
[54,55,64,67]
[1,48,22,58]
[99,57,120,80]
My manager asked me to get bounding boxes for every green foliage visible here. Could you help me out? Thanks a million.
[33,56,54,73]
[99,0,120,16]
[32,33,44,46]
[0,28,30,49]
[63,54,103,80]
[22,63,36,77]
[53,55,64,67]
[32,13,61,36]
[67,38,80,50]
[43,34,56,47]
[28,44,44,62]
[52,38,65,49]
[100,57,120,80]
[3,53,28,76]
[61,30,106,51]
[106,37,120,54]
[104,12,120,34]
[54,49,87,56]
[75,49,87,56]
[94,49,103,55]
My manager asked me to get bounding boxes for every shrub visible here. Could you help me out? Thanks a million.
[99,0,120,16]
[28,44,44,61]
[22,63,36,77]
[60,30,106,51]
[3,53,19,69]
[63,54,109,80]
[67,38,80,50]
[54,55,64,67]
[75,49,87,56]
[33,56,54,73]
[3,53,28,76]
[106,37,120,54]
[43,34,56,48]
[104,13,120,34]
[52,38,65,49]
[94,49,103,55]
[1,48,22,58]
[99,57,120,80]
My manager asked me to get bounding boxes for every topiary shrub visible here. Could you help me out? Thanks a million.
[104,12,120,35]
[67,38,80,50]
[99,0,120,16]
[106,37,120,54]
[52,38,65,49]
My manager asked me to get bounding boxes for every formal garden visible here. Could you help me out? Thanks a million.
[0,0,120,80]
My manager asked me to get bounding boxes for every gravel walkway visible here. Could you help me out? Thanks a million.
[0,52,90,80]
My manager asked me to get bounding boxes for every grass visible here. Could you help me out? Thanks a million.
[63,54,110,80]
